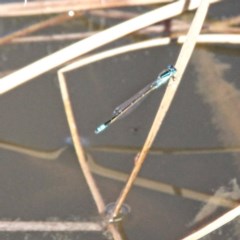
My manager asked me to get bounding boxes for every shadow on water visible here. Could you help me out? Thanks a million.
[189,49,240,238]
[0,139,239,207]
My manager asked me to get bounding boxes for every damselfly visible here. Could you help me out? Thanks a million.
[95,65,176,134]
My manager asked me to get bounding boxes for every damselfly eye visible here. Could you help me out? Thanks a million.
[167,65,177,74]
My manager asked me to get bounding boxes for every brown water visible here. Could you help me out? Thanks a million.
[0,1,240,239]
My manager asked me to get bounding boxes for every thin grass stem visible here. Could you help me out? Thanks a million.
[111,0,211,220]
[0,0,175,17]
[0,0,220,94]
[58,72,105,214]
[0,13,81,46]
[58,72,122,240]
[181,205,240,240]
[0,221,102,232]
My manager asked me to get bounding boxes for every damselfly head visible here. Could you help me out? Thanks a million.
[167,65,177,74]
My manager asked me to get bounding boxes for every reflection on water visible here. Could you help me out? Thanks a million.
[105,202,131,223]
[86,153,238,208]
[88,144,240,155]
[0,139,238,210]
[0,141,67,160]
[190,50,240,238]
[193,50,240,156]
[188,178,240,227]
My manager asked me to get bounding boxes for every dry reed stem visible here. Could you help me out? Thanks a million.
[214,27,240,34]
[208,15,240,33]
[12,32,96,43]
[0,221,102,232]
[60,38,171,73]
[59,33,240,73]
[0,141,67,160]
[0,12,82,46]
[0,137,238,209]
[181,205,240,240]
[87,155,239,209]
[178,34,240,44]
[9,12,239,45]
[91,9,138,19]
[89,145,240,155]
[0,0,221,95]
[111,0,211,219]
[58,72,105,214]
[58,73,122,240]
[8,32,240,45]
[56,4,190,238]
[0,0,173,17]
